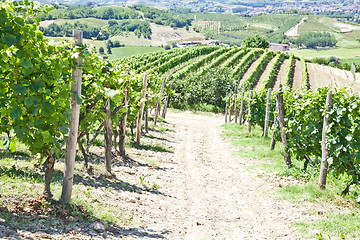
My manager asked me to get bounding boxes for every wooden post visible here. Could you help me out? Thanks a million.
[145,93,149,133]
[162,91,170,119]
[136,73,148,144]
[264,88,272,138]
[229,89,233,122]
[239,92,244,125]
[247,90,253,133]
[270,98,278,150]
[234,87,238,123]
[276,89,291,167]
[60,30,83,203]
[318,91,333,189]
[119,86,129,157]
[154,77,166,126]
[104,96,112,174]
[103,57,112,174]
[224,92,228,123]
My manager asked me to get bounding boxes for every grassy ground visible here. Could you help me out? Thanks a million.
[107,46,164,59]
[221,123,360,239]
[46,36,164,59]
[291,48,360,59]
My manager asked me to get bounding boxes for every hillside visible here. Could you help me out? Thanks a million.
[290,15,360,60]
[125,45,360,95]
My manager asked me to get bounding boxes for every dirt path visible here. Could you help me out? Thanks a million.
[2,111,332,240]
[273,59,289,91]
[291,60,303,91]
[285,17,306,38]
[254,58,276,91]
[117,111,327,239]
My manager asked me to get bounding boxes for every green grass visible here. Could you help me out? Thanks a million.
[294,213,360,240]
[127,141,173,153]
[221,123,285,174]
[221,122,360,239]
[340,58,360,65]
[49,18,107,27]
[292,48,360,59]
[46,36,165,59]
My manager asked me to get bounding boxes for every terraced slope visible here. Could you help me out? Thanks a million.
[126,46,360,93]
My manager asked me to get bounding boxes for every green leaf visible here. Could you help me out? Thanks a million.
[1,32,18,46]
[20,58,33,69]
[31,80,45,91]
[15,126,27,140]
[10,106,22,119]
[73,93,83,105]
[9,141,16,153]
[13,84,27,94]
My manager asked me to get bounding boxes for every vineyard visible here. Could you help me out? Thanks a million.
[2,1,360,239]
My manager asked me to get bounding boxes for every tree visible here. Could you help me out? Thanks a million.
[243,35,270,49]
[99,46,105,54]
[113,40,121,47]
[107,46,112,54]
[106,39,113,48]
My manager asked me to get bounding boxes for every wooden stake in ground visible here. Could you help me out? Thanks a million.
[229,89,233,122]
[136,73,148,144]
[276,89,291,167]
[239,92,245,125]
[119,86,129,157]
[224,92,228,123]
[154,77,166,126]
[145,93,149,133]
[270,99,278,150]
[234,87,238,123]
[162,86,171,119]
[103,56,112,174]
[247,90,253,133]
[60,30,83,203]
[264,88,272,138]
[318,91,333,189]
[104,95,112,174]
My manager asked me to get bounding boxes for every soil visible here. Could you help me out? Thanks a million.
[240,59,261,86]
[254,58,277,91]
[307,62,360,92]
[291,60,303,91]
[273,59,289,91]
[285,17,306,38]
[1,111,333,239]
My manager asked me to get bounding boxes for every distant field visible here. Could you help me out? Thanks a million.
[291,48,360,59]
[107,46,165,59]
[46,37,164,59]
[39,18,107,27]
[192,13,302,45]
[293,15,360,59]
[340,58,360,65]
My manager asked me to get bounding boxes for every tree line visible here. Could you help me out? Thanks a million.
[294,32,337,49]
[41,4,192,29]
[39,19,152,40]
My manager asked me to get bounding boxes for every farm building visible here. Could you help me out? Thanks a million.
[269,43,290,52]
